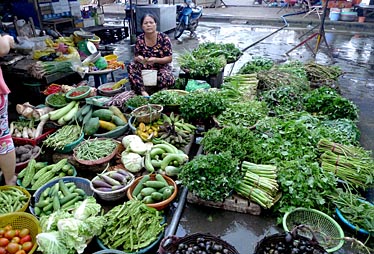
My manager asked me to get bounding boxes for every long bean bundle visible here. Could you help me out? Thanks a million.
[235,161,279,209]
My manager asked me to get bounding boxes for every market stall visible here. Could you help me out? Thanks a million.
[1,38,374,254]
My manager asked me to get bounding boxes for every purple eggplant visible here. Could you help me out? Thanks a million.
[112,185,126,191]
[117,169,130,176]
[100,174,121,186]
[92,179,112,188]
[108,171,131,185]
[95,187,113,192]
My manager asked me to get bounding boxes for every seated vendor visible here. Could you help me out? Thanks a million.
[127,14,175,96]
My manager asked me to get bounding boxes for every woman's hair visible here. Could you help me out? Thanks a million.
[141,13,158,25]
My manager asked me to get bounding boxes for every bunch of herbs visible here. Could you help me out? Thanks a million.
[201,125,255,162]
[216,100,268,127]
[179,152,240,202]
[178,51,226,77]
[274,159,338,223]
[149,90,185,105]
[259,86,306,116]
[303,87,359,120]
[193,42,242,63]
[179,89,226,122]
[238,56,274,74]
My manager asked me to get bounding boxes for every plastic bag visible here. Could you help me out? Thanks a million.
[185,79,211,92]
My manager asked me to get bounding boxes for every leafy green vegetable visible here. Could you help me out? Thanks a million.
[259,86,305,116]
[238,56,273,74]
[303,87,359,120]
[319,118,360,145]
[201,126,255,162]
[179,89,226,122]
[274,159,338,223]
[149,90,185,105]
[216,100,268,127]
[178,51,226,77]
[192,42,242,63]
[126,95,149,109]
[38,197,105,254]
[179,152,240,202]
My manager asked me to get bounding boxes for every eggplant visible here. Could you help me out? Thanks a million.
[92,179,112,188]
[108,171,130,184]
[100,174,121,186]
[117,169,130,176]
[95,187,113,192]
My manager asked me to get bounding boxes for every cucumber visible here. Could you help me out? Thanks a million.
[143,195,155,204]
[155,174,169,186]
[92,109,114,121]
[143,180,167,189]
[151,191,164,201]
[140,187,157,197]
[132,175,150,197]
[163,188,173,200]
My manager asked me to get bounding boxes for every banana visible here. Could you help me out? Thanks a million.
[175,122,192,132]
[169,112,175,123]
[183,122,196,130]
[162,114,172,125]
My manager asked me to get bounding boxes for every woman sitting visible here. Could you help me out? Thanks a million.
[127,14,175,96]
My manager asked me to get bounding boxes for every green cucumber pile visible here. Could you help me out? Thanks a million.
[33,179,87,217]
[131,174,175,204]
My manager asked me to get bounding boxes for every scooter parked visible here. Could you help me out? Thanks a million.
[174,0,203,39]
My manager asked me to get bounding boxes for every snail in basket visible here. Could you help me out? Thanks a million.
[168,236,232,254]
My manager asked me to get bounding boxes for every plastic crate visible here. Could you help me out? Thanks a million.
[12,128,56,146]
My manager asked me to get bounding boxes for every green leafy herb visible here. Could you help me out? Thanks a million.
[179,152,240,202]
[201,126,255,162]
[126,95,148,109]
[179,90,226,121]
[303,87,359,120]
[238,56,273,74]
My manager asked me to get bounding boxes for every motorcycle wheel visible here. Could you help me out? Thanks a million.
[174,22,186,39]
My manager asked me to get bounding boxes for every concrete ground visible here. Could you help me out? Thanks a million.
[101,0,374,34]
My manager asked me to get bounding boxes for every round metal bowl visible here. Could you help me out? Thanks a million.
[82,51,102,66]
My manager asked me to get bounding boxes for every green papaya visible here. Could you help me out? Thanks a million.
[83,117,100,136]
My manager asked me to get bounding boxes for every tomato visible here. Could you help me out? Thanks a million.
[19,236,31,245]
[21,242,33,252]
[15,250,26,254]
[0,238,9,247]
[14,230,20,237]
[18,229,29,239]
[0,228,5,237]
[0,247,6,254]
[4,230,16,240]
[11,237,20,243]
[6,242,20,254]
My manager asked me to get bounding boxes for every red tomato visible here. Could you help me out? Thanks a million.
[18,229,29,239]
[6,242,20,254]
[4,230,16,240]
[19,236,31,245]
[0,228,5,237]
[14,230,19,237]
[0,238,9,247]
[0,247,6,254]
[21,242,33,252]
[15,250,26,254]
[11,237,20,243]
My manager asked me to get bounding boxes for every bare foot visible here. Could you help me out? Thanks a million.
[5,175,17,186]
[141,91,149,97]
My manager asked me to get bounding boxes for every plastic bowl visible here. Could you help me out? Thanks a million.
[104,54,118,64]
[66,86,91,100]
[126,174,177,210]
[55,132,84,153]
[82,51,102,66]
[45,93,68,108]
[98,82,126,96]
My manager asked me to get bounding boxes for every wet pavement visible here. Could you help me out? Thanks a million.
[105,20,374,253]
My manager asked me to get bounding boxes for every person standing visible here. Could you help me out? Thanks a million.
[127,14,175,96]
[0,33,16,185]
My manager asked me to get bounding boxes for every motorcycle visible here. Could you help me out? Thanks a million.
[174,0,203,39]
